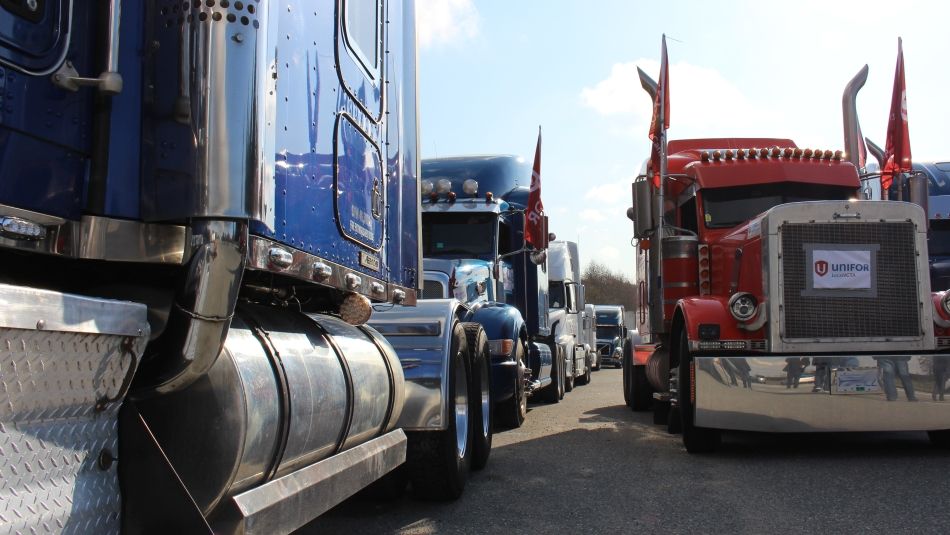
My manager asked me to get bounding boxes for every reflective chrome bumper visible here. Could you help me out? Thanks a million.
[694,354,950,432]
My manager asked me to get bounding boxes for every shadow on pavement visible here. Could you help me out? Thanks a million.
[304,403,949,534]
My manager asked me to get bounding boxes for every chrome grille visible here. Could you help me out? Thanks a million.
[780,221,920,339]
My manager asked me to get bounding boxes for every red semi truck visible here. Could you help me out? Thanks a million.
[624,65,950,452]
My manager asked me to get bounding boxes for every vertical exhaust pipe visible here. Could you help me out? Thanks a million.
[637,66,658,101]
[842,65,868,173]
[865,137,890,200]
[134,219,247,396]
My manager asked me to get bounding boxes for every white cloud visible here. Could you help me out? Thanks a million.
[584,179,631,207]
[580,59,780,138]
[579,208,607,222]
[416,0,479,48]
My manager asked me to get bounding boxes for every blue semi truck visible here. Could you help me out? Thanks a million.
[0,1,492,533]
[385,155,564,428]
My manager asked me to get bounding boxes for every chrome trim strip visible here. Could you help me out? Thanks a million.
[0,205,187,264]
[665,281,697,288]
[246,235,417,306]
[371,322,441,336]
[222,429,406,535]
[0,283,148,336]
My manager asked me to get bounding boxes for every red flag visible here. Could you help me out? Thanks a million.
[882,37,912,192]
[525,128,545,249]
[648,35,670,189]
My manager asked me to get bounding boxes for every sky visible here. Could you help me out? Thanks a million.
[415,0,950,278]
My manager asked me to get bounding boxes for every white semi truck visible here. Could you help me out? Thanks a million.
[547,241,592,389]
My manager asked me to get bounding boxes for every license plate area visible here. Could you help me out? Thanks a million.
[831,367,881,394]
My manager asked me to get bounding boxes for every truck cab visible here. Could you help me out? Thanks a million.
[593,305,626,368]
[410,155,562,426]
[628,138,950,452]
[548,241,591,388]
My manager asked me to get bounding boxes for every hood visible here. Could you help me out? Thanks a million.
[423,257,493,306]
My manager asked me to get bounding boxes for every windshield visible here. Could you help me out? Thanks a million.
[702,183,853,229]
[596,325,623,340]
[596,310,621,324]
[422,213,496,259]
[549,282,565,309]
[930,219,950,257]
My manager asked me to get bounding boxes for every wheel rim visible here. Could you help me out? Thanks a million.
[455,351,469,459]
[480,358,490,437]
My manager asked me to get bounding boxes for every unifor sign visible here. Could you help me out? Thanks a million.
[812,249,872,289]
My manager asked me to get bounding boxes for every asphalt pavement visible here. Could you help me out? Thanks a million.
[305,368,950,534]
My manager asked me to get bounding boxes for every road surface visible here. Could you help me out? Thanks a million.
[305,368,949,534]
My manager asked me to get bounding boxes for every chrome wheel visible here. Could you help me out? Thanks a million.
[454,350,469,459]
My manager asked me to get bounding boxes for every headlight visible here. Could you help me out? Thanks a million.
[436,178,452,194]
[942,292,950,316]
[462,179,479,195]
[728,292,757,321]
[421,180,434,196]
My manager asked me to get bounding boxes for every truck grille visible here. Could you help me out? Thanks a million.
[780,221,920,339]
[598,344,612,356]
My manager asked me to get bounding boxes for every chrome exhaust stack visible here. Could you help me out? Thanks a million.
[842,64,869,173]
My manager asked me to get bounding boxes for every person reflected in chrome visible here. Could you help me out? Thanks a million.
[933,355,948,402]
[874,356,918,402]
[784,357,809,389]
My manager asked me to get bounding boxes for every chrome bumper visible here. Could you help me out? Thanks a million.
[694,354,950,432]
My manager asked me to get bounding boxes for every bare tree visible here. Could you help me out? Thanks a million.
[582,261,637,325]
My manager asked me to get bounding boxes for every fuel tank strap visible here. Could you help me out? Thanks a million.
[308,319,357,456]
[357,325,396,437]
[239,307,294,483]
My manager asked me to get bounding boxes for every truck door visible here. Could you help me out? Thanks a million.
[0,1,95,220]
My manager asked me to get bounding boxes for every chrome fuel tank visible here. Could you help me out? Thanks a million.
[137,305,404,515]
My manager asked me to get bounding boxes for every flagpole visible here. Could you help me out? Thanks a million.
[656,36,667,327]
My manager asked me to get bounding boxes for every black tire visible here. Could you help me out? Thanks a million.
[407,322,471,500]
[565,351,575,393]
[360,464,408,500]
[676,329,721,453]
[496,339,527,429]
[541,346,563,403]
[462,323,492,471]
[929,430,950,448]
[631,365,652,411]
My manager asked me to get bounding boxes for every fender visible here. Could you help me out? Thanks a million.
[468,302,525,356]
[675,296,764,343]
[369,298,465,431]
[468,302,527,402]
